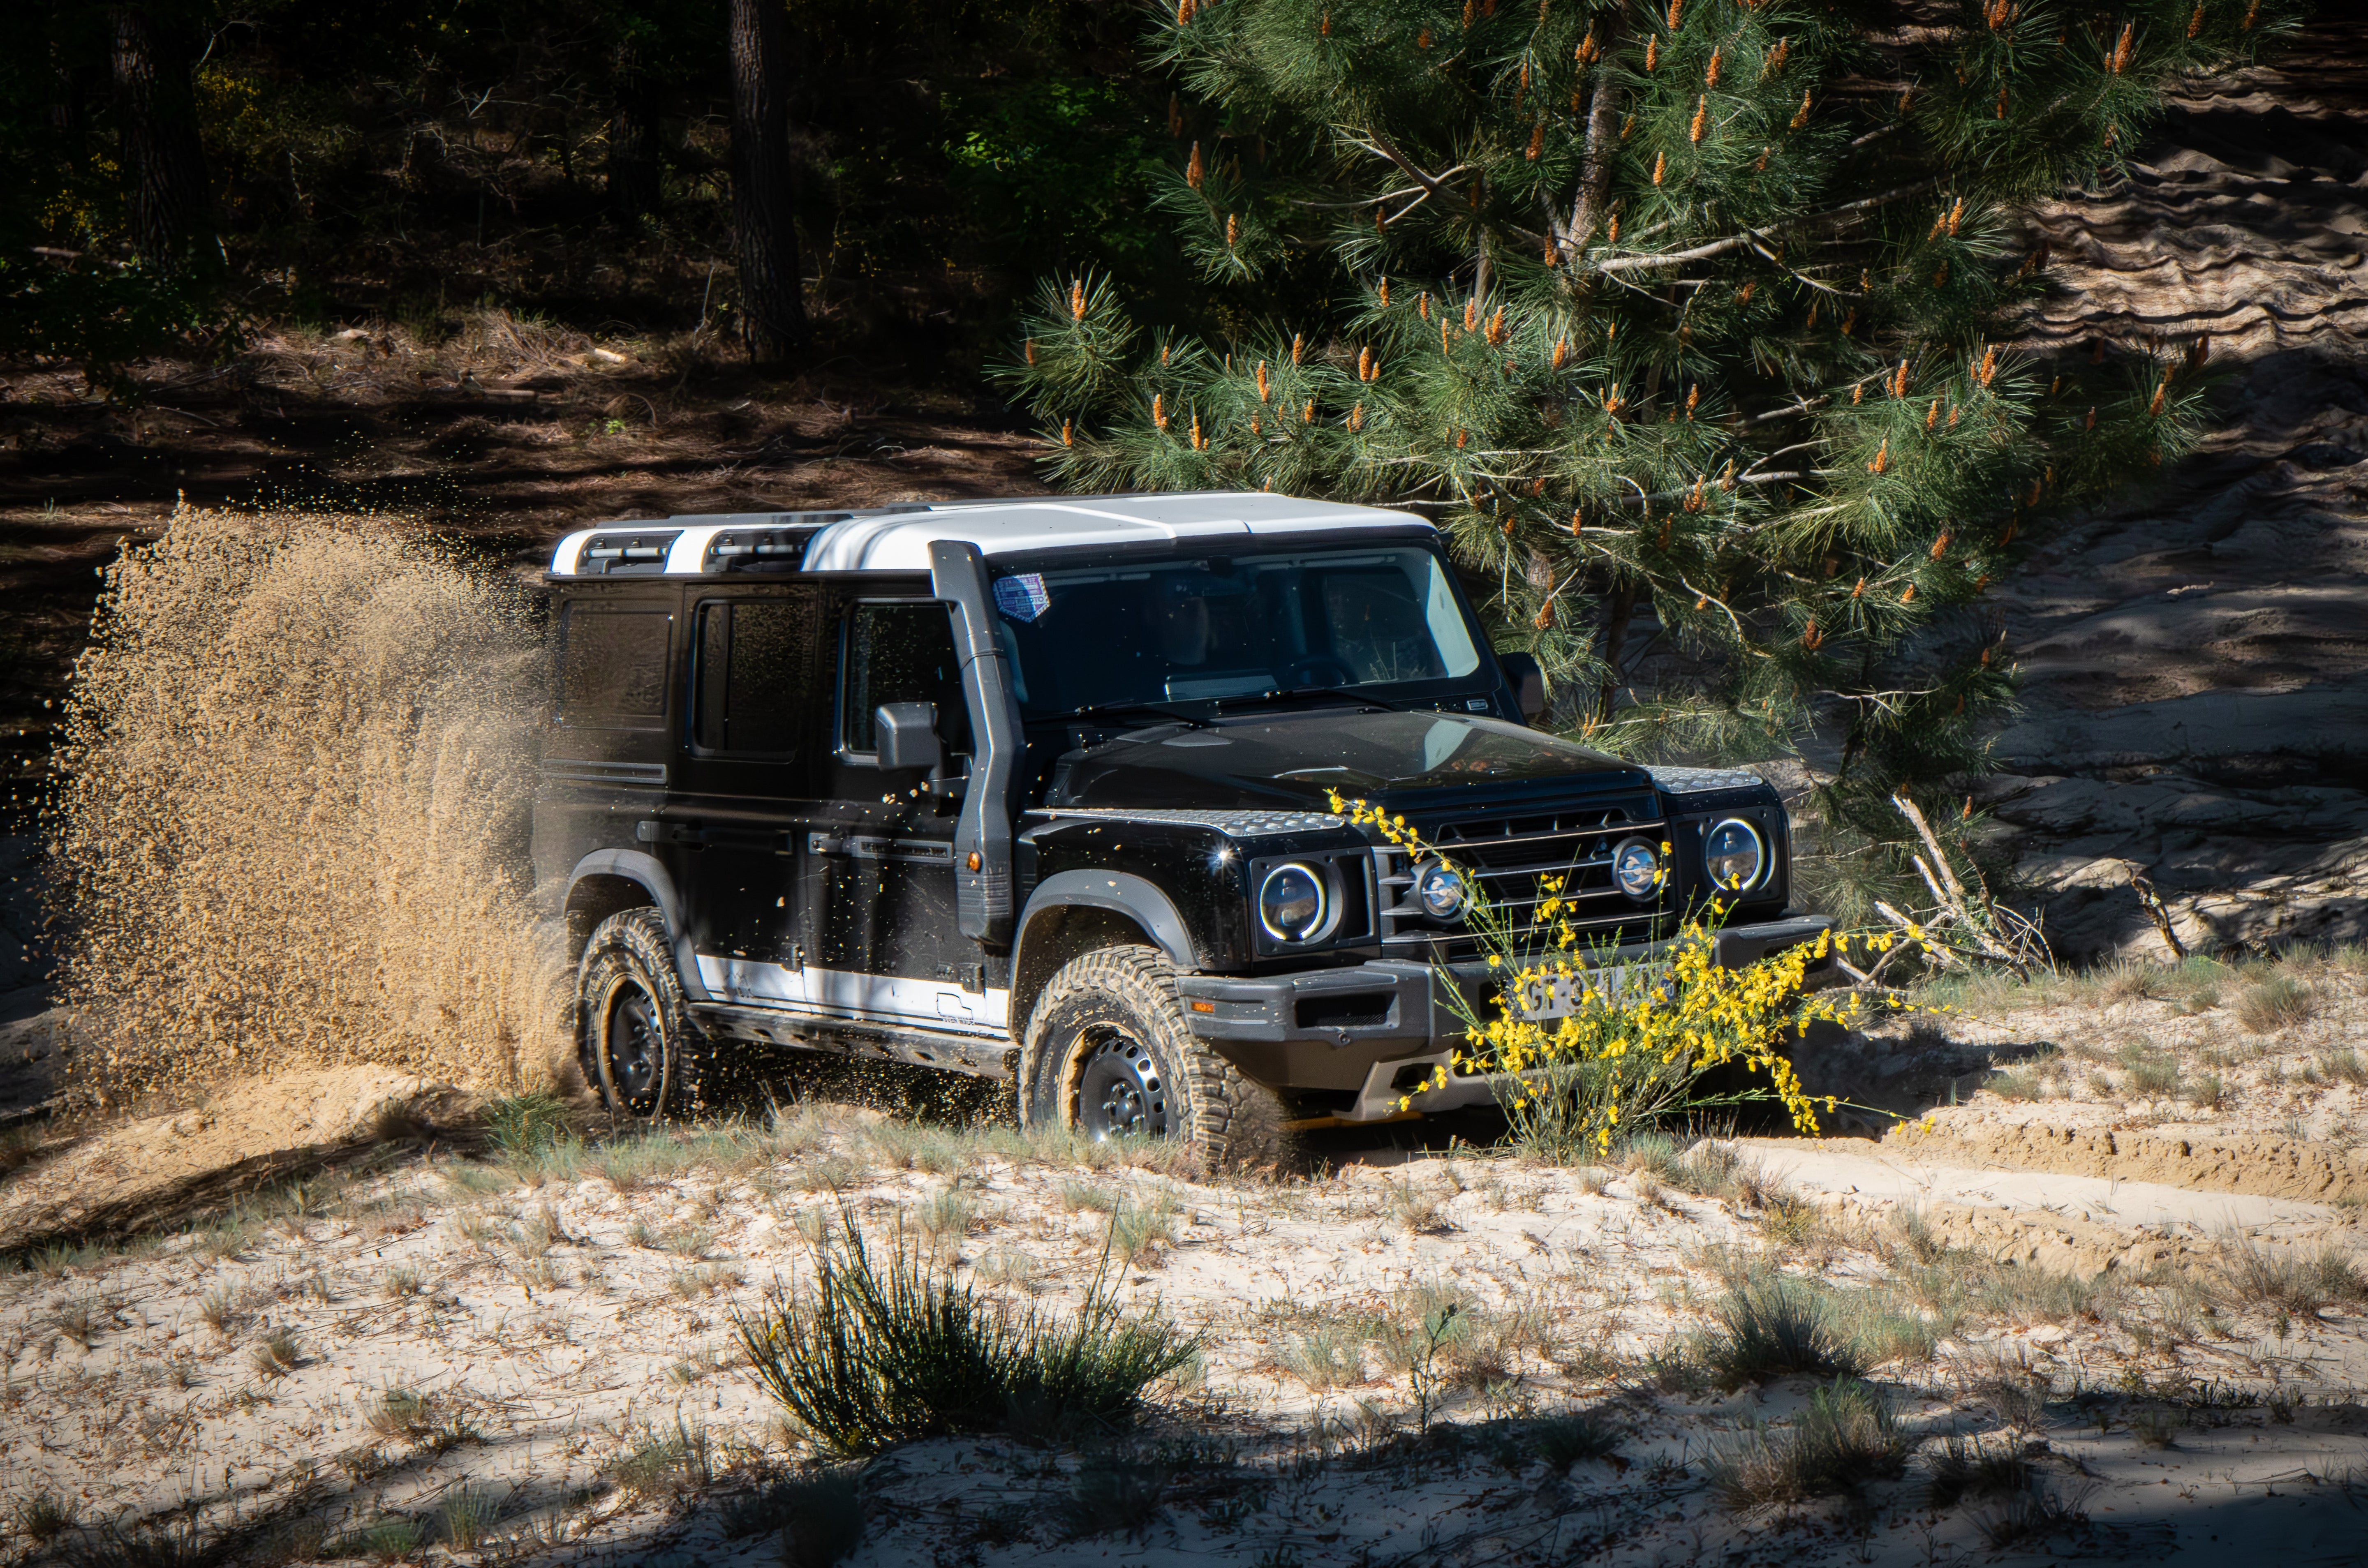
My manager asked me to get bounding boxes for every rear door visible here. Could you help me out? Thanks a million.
[803,594,1001,1035]
[670,588,832,1006]
[534,589,678,890]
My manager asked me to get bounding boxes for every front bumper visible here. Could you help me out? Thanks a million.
[1175,913,1836,1122]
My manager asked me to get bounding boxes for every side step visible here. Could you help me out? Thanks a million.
[694,1004,1018,1083]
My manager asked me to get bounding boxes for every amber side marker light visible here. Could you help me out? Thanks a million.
[1191,1001,1216,1013]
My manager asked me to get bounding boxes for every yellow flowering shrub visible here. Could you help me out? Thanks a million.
[1330,791,1863,1161]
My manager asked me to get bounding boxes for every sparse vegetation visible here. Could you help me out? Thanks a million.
[722,1469,865,1566]
[604,1419,716,1499]
[249,1326,302,1378]
[1972,1479,2095,1550]
[1696,1274,1866,1390]
[9,1490,75,1547]
[1924,1432,2031,1508]
[1704,1379,1916,1510]
[1529,1410,1625,1468]
[1109,1195,1182,1266]
[484,1092,571,1160]
[735,1226,1198,1455]
[2217,1242,2368,1316]
[2238,973,2318,1034]
[1279,1323,1367,1391]
[1061,1452,1173,1542]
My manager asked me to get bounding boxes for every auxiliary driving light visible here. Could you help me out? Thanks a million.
[1413,860,1467,920]
[1611,837,1663,900]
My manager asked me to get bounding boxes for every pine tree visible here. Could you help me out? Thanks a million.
[1003,0,2299,905]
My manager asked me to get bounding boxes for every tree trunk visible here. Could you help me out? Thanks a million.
[1595,581,1640,725]
[728,0,808,361]
[111,4,213,269]
[1566,20,1628,256]
[607,41,663,222]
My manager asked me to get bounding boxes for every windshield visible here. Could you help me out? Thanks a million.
[991,545,1485,715]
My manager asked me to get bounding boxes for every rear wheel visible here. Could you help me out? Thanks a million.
[577,907,716,1117]
[1018,945,1288,1171]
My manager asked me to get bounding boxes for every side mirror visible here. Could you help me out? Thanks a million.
[874,702,944,774]
[1500,652,1548,725]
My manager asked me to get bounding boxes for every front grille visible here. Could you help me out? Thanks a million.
[1375,801,1670,962]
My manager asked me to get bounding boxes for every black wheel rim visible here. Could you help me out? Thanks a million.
[1074,1031,1169,1141]
[606,984,663,1113]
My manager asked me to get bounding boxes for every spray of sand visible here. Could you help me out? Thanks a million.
[47,509,565,1101]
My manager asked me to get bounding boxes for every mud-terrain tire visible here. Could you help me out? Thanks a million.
[1018,945,1289,1172]
[577,908,717,1118]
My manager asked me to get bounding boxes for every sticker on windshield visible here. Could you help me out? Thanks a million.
[994,573,1051,623]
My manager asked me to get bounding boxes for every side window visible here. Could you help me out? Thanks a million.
[557,605,670,727]
[841,603,973,757]
[693,598,825,755]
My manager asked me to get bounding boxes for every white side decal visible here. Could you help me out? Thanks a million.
[697,955,1009,1038]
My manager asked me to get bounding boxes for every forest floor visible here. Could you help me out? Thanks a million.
[0,319,1050,799]
[6,952,2368,1567]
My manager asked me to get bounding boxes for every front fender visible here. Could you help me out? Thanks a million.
[1015,871,1200,971]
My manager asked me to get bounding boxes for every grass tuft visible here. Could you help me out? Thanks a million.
[1279,1324,1367,1390]
[735,1225,1199,1456]
[248,1326,301,1378]
[722,1469,865,1566]
[1972,1479,2094,1549]
[1924,1432,2030,1508]
[1704,1378,1915,1510]
[9,1490,75,1547]
[603,1418,715,1499]
[437,1485,505,1550]
[1060,1454,1172,1541]
[1109,1196,1181,1266]
[1697,1275,1865,1390]
[2217,1241,2368,1315]
[1529,1409,1625,1467]
[2237,973,2316,1034]
[484,1091,572,1159]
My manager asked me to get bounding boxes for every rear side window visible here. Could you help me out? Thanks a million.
[694,598,826,754]
[557,605,670,727]
[841,603,973,757]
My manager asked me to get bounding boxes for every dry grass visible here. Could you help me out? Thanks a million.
[1704,1379,1915,1510]
[2216,1241,2368,1316]
[2237,973,2317,1034]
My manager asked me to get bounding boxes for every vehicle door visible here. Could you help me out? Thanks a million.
[668,588,833,1007]
[804,593,998,1035]
[536,587,677,892]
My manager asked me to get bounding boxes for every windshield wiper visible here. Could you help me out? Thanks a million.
[1216,686,1393,712]
[1059,702,1214,730]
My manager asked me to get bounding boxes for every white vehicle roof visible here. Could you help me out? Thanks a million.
[547,492,1433,577]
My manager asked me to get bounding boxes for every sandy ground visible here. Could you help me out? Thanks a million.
[8,1054,2368,1568]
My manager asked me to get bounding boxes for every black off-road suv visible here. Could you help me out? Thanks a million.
[533,493,1832,1164]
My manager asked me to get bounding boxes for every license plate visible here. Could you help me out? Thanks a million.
[1511,961,1669,1021]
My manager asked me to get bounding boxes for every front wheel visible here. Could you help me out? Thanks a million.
[577,907,717,1118]
[1018,945,1289,1171]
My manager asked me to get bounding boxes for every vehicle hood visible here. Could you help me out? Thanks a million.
[1038,707,1648,813]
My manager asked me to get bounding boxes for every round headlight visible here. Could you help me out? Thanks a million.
[1258,862,1333,942]
[1413,860,1467,920]
[1611,836,1663,901]
[1704,818,1766,891]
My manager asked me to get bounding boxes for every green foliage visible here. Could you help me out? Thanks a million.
[483,1090,572,1159]
[1697,1272,1865,1389]
[734,1224,1200,1456]
[1005,0,2303,839]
